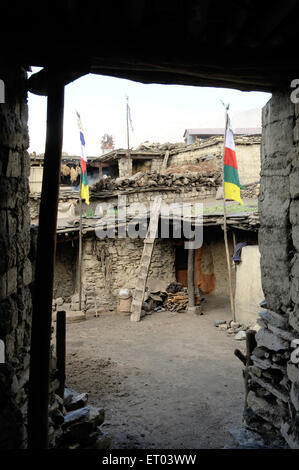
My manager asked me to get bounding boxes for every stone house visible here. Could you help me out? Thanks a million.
[53,191,260,324]
[29,153,100,194]
[1,0,299,451]
[93,134,261,185]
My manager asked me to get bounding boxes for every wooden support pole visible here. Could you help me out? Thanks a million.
[244,329,257,407]
[222,110,236,322]
[126,96,131,159]
[28,77,64,449]
[161,150,170,171]
[234,348,246,366]
[187,247,196,308]
[56,311,66,400]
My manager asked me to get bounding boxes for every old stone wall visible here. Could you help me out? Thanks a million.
[53,241,78,299]
[248,91,299,448]
[168,138,261,185]
[168,142,223,167]
[118,157,132,177]
[81,236,175,313]
[89,187,216,217]
[0,66,32,448]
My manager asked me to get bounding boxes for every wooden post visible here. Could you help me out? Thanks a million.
[56,310,66,399]
[187,247,196,308]
[28,77,64,449]
[244,329,257,407]
[222,110,236,322]
[126,96,131,159]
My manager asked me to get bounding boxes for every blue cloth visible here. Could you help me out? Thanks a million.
[232,242,248,262]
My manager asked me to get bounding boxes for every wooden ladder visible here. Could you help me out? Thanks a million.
[130,195,162,322]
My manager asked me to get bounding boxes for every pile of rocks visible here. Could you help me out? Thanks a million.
[245,308,299,446]
[50,388,111,449]
[214,319,257,340]
[91,170,221,194]
[135,135,261,155]
[135,141,185,152]
[241,183,260,199]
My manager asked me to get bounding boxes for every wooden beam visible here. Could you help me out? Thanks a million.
[161,150,170,171]
[27,67,88,96]
[28,76,65,449]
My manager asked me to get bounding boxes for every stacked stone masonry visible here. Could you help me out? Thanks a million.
[167,136,261,185]
[0,66,32,448]
[0,66,66,449]
[250,91,299,448]
[82,237,175,313]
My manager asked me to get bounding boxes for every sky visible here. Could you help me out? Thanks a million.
[28,67,271,156]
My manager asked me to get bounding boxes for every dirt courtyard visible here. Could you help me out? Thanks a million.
[64,295,246,449]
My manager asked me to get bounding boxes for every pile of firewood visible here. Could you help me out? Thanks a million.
[164,292,189,312]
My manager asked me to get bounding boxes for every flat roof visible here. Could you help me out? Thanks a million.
[184,128,261,137]
[94,149,164,163]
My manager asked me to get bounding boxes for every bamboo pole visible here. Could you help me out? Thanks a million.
[126,96,131,159]
[28,77,64,449]
[222,110,236,322]
[78,169,83,311]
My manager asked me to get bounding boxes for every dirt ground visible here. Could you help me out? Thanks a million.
[64,295,246,449]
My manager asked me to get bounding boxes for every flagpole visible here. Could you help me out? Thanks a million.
[78,169,83,311]
[127,99,130,153]
[126,96,130,158]
[222,108,236,322]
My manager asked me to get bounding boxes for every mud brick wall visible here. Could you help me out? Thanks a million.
[248,91,299,448]
[82,236,175,313]
[0,66,32,448]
